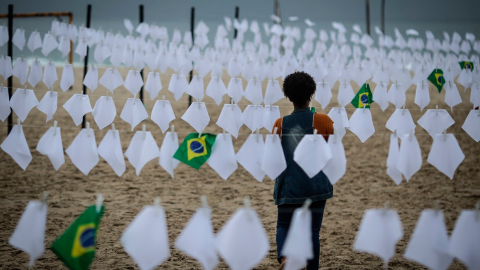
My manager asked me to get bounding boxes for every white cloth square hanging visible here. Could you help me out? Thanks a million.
[373,82,389,111]
[159,132,179,179]
[98,130,125,177]
[0,25,8,46]
[353,209,403,265]
[60,63,74,92]
[417,109,455,138]
[181,101,210,133]
[244,78,263,105]
[99,68,124,93]
[444,81,462,111]
[110,45,123,68]
[427,134,464,180]
[10,88,39,122]
[83,65,99,91]
[65,128,99,175]
[168,73,188,100]
[0,55,13,82]
[57,36,70,58]
[124,69,144,96]
[327,107,349,140]
[207,133,238,180]
[41,33,58,56]
[37,90,57,123]
[75,38,87,59]
[125,130,160,176]
[404,210,453,270]
[92,96,116,130]
[322,133,347,185]
[470,83,480,108]
[448,210,480,270]
[42,61,58,89]
[27,59,42,87]
[120,98,148,131]
[27,31,42,52]
[242,105,264,132]
[145,72,162,99]
[0,87,10,122]
[63,94,93,126]
[13,57,28,85]
[385,109,416,137]
[216,104,243,138]
[396,133,422,182]
[263,105,280,132]
[281,207,313,270]
[414,83,430,111]
[348,108,375,143]
[387,83,406,109]
[386,134,402,185]
[293,134,332,178]
[36,126,64,170]
[215,207,269,270]
[8,200,47,268]
[121,205,170,270]
[1,124,32,170]
[151,100,175,134]
[462,110,480,142]
[175,207,219,270]
[186,75,205,101]
[337,81,356,108]
[261,134,287,180]
[236,133,265,182]
[227,77,244,104]
[206,76,227,105]
[264,79,283,105]
[314,81,332,110]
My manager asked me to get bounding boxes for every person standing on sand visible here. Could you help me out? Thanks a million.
[272,71,334,270]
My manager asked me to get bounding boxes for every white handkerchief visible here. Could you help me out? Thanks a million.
[0,55,13,82]
[41,33,58,56]
[98,130,125,177]
[151,100,175,134]
[36,127,64,170]
[444,82,462,111]
[1,125,32,170]
[181,102,210,133]
[207,133,238,180]
[57,36,70,58]
[414,83,430,111]
[10,88,39,122]
[145,72,162,99]
[396,133,422,182]
[13,57,29,85]
[293,134,332,178]
[27,59,42,87]
[427,134,464,179]
[282,208,313,270]
[322,135,346,185]
[314,81,332,110]
[404,210,453,270]
[337,81,356,107]
[417,109,455,138]
[242,105,264,132]
[159,132,179,179]
[75,38,87,59]
[8,200,47,268]
[354,209,403,264]
[98,68,124,93]
[187,76,205,101]
[63,94,93,126]
[448,210,480,270]
[36,90,57,122]
[92,96,116,129]
[0,87,10,121]
[83,66,98,91]
[206,76,227,105]
[42,61,58,89]
[125,131,160,176]
[264,79,283,105]
[263,105,280,132]
[348,108,375,143]
[470,84,480,107]
[261,134,287,180]
[215,208,269,270]
[120,98,148,131]
[110,45,123,68]
[60,64,74,92]
[0,25,7,47]
[386,134,402,185]
[27,31,42,52]
[244,79,263,105]
[385,109,416,137]
[387,83,406,109]
[236,134,265,182]
[216,104,243,138]
[462,110,480,142]
[373,82,389,111]
[168,73,188,100]
[327,107,349,140]
[227,78,244,103]
[175,207,219,270]
[121,205,170,270]
[65,128,99,175]
[124,70,144,96]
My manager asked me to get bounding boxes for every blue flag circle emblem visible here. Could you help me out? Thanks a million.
[437,75,444,84]
[360,94,369,104]
[190,141,204,154]
[80,228,95,248]
[71,223,96,258]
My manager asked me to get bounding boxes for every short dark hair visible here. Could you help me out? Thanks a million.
[282,71,316,106]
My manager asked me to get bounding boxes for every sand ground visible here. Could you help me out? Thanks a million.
[0,67,479,270]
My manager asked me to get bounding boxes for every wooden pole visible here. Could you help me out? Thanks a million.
[381,0,385,34]
[188,6,195,106]
[68,13,73,64]
[7,4,13,134]
[139,4,144,104]
[82,4,91,129]
[365,0,370,35]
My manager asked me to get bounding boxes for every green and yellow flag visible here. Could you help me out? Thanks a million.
[173,133,216,169]
[427,69,445,93]
[351,84,374,108]
[51,205,104,270]
[459,61,474,71]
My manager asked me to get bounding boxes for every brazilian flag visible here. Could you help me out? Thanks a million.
[351,84,374,108]
[427,69,445,93]
[51,205,104,270]
[459,61,474,71]
[173,133,217,169]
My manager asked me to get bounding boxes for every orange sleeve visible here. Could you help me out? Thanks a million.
[272,117,282,135]
[313,113,334,141]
